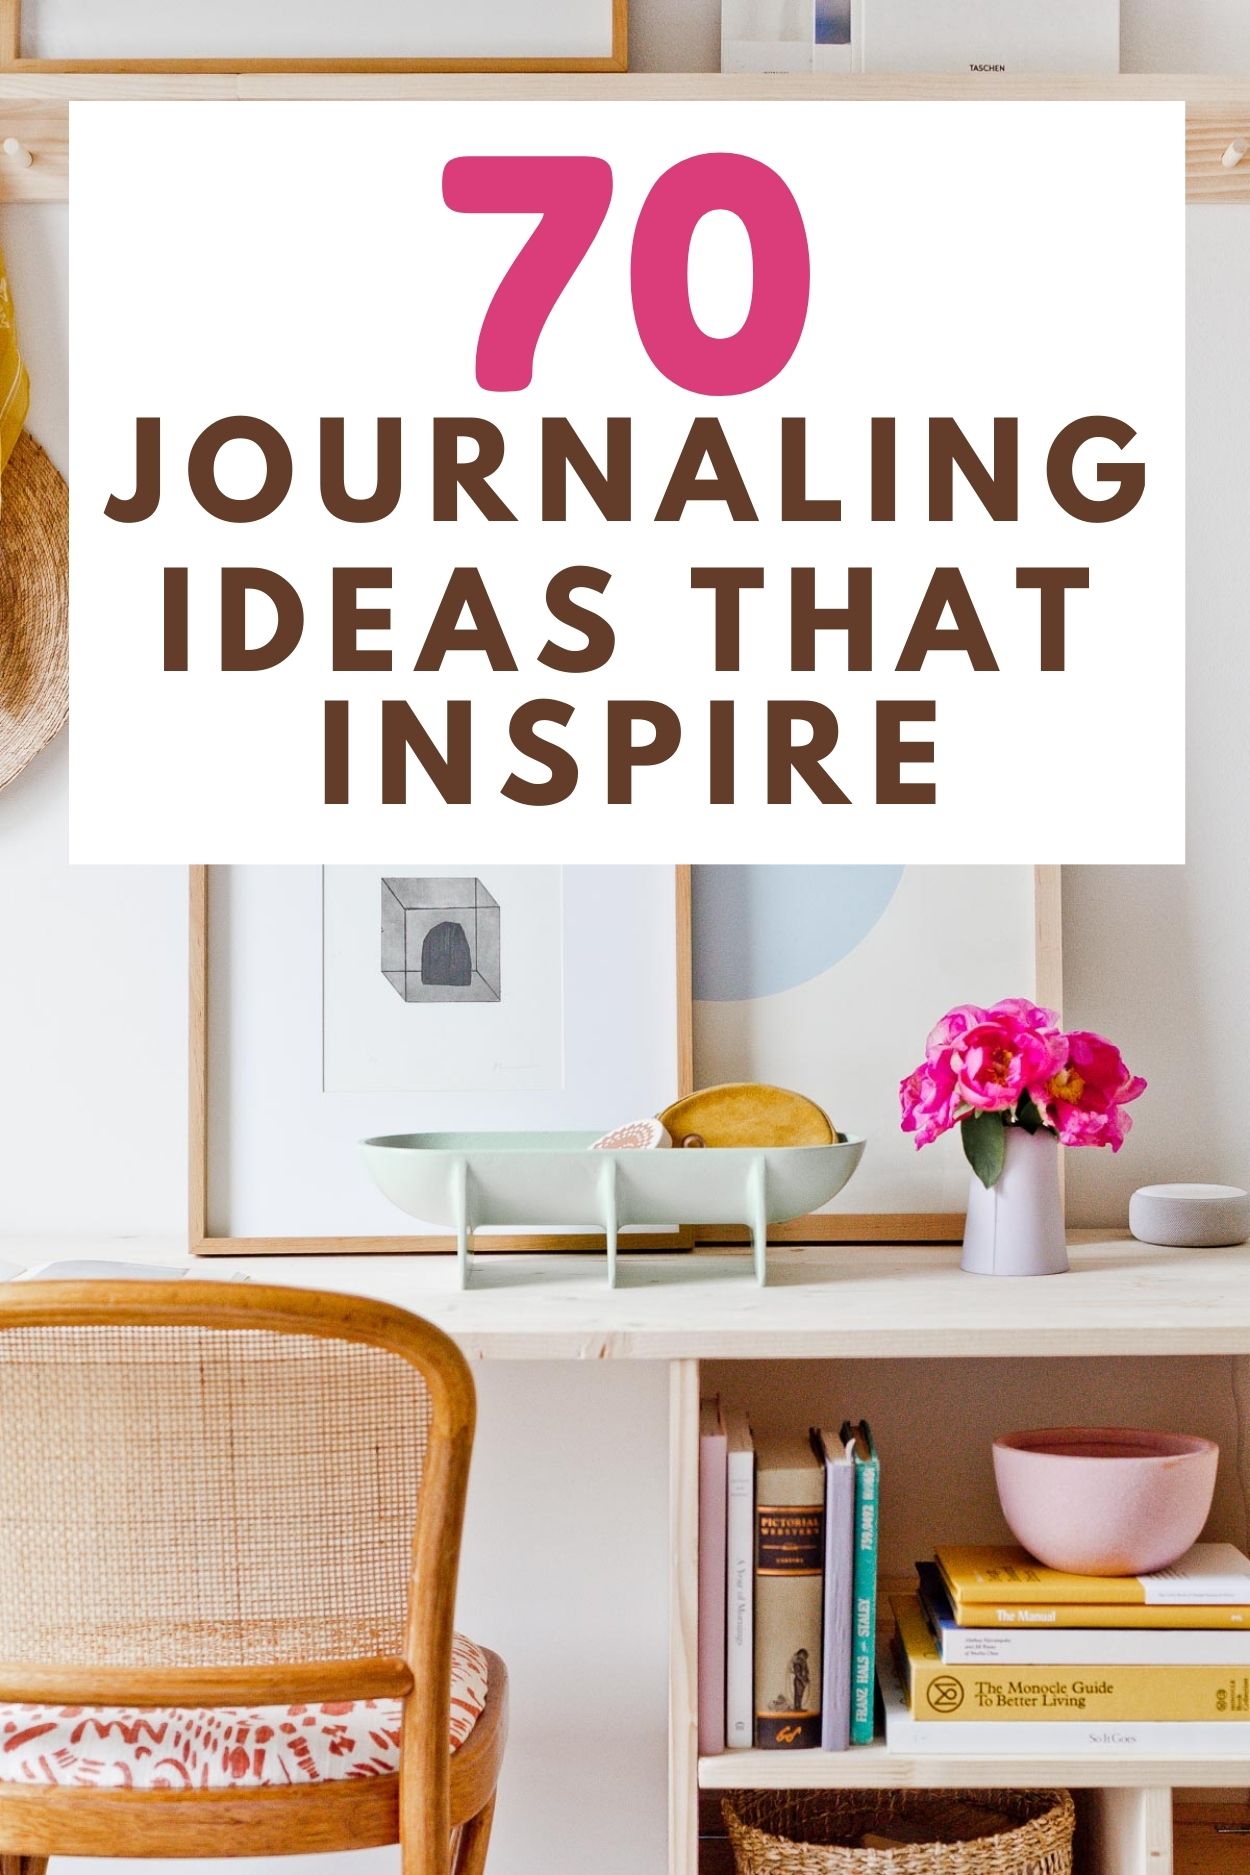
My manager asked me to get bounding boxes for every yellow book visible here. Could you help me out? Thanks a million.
[895,1596,1250,1722]
[937,1542,1250,1616]
[948,1601,1250,1631]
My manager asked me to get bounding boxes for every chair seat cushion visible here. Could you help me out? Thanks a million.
[0,1635,489,1791]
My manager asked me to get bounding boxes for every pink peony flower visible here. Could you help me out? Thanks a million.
[925,1004,989,1058]
[1035,1029,1147,1152]
[950,1016,1067,1113]
[985,997,1061,1035]
[900,1051,962,1148]
[1049,1103,1136,1151]
[901,998,1145,1160]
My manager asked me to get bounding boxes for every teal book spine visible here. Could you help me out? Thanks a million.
[842,1421,880,1745]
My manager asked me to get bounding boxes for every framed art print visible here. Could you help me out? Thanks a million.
[191,863,691,1254]
[690,864,1062,1243]
[0,0,626,72]
[323,867,565,1093]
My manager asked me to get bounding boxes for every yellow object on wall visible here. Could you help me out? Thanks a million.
[0,253,29,478]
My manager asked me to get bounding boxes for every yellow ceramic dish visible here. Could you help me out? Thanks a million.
[657,1082,838,1149]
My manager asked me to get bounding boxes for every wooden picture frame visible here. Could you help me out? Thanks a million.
[190,863,692,1256]
[691,863,1063,1247]
[0,0,627,73]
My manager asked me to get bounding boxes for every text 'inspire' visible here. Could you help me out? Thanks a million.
[105,411,1146,811]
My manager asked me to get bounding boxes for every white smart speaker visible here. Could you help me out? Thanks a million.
[1129,1183,1250,1249]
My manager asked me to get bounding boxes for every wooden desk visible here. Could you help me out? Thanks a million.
[11,1229,1249,1360]
[7,1230,1249,1875]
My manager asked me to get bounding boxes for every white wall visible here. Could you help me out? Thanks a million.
[4,216,1245,1232]
[0,16,1248,1872]
[1065,207,1250,1228]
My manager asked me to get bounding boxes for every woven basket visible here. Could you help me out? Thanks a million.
[0,430,68,791]
[723,1789,1075,1875]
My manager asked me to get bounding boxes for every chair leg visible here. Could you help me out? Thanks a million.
[1,1857,49,1875]
[452,1794,497,1875]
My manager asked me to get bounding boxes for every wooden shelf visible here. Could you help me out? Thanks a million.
[0,76,1246,204]
[10,1232,1250,1360]
[699,1744,1250,1791]
[0,72,1248,98]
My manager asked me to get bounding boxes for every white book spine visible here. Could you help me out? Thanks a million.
[889,1711,1250,1754]
[940,1626,1250,1667]
[725,1442,755,1748]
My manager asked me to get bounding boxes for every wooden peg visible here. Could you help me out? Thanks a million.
[1222,138,1249,170]
[1,136,32,169]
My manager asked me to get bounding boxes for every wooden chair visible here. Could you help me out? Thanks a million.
[0,1280,507,1875]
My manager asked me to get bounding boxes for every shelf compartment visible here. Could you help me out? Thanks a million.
[671,1351,1250,1874]
[696,1782,1173,1875]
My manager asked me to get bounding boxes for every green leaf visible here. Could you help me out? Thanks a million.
[1014,1090,1046,1135]
[962,1110,1007,1189]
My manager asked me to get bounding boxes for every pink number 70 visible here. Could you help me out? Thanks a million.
[444,151,810,396]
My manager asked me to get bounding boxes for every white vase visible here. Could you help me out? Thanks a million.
[960,1125,1069,1277]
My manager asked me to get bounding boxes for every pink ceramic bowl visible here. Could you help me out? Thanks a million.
[992,1426,1218,1576]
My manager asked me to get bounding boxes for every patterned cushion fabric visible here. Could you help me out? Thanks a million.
[0,1634,488,1791]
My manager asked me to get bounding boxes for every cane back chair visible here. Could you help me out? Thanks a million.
[0,1280,507,1875]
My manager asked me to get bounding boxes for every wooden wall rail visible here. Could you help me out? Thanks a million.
[0,102,63,200]
[0,81,1247,205]
[1187,105,1250,201]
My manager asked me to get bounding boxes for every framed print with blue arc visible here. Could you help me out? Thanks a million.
[690,865,1061,1242]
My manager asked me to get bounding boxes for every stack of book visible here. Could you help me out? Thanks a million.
[884,1542,1250,1753]
[699,1399,879,1754]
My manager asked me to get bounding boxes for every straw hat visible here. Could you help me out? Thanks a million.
[0,431,68,791]
[0,255,67,793]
